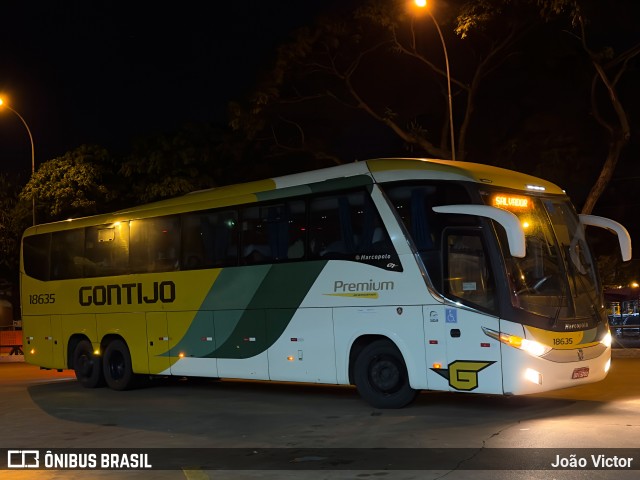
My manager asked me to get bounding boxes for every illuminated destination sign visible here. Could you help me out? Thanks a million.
[492,194,531,210]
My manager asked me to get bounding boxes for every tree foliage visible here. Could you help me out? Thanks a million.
[229,0,538,163]
[463,0,640,214]
[20,145,117,222]
[119,123,226,204]
[542,0,639,215]
[0,174,30,282]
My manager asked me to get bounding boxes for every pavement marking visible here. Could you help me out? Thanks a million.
[182,468,210,480]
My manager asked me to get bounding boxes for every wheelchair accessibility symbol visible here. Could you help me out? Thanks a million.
[445,308,457,323]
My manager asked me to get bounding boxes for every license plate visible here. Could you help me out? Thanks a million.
[572,367,589,379]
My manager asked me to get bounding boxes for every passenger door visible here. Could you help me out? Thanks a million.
[430,228,503,394]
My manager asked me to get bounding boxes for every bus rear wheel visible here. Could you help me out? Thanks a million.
[73,339,104,388]
[354,340,418,409]
[103,339,135,391]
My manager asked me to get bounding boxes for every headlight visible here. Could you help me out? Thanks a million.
[519,337,552,356]
[482,327,552,357]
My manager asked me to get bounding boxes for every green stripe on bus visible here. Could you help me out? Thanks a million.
[166,261,328,359]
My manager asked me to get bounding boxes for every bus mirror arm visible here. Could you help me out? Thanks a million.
[579,214,632,262]
[432,205,526,258]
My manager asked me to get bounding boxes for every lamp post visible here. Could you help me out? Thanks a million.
[413,0,456,160]
[0,98,36,224]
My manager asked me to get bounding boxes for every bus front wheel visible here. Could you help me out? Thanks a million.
[354,340,418,409]
[73,339,104,388]
[103,339,135,391]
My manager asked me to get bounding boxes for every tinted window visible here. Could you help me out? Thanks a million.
[24,190,402,280]
[84,222,130,277]
[385,183,474,290]
[51,229,85,280]
[23,234,51,281]
[308,191,398,269]
[130,216,180,273]
[444,229,497,312]
[182,209,238,268]
[240,200,306,265]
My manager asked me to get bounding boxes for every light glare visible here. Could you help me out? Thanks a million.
[496,331,551,357]
[524,368,542,385]
[521,339,549,357]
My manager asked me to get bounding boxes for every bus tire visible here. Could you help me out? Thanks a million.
[73,339,105,388]
[354,339,418,409]
[103,339,135,391]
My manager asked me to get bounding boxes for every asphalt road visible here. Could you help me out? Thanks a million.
[1,348,640,480]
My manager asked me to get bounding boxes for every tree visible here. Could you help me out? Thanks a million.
[20,145,118,222]
[229,0,539,164]
[119,123,226,204]
[463,0,640,214]
[0,173,30,283]
[538,0,640,214]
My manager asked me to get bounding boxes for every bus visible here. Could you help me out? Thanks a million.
[20,158,631,408]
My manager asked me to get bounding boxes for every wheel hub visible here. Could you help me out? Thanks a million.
[371,358,400,392]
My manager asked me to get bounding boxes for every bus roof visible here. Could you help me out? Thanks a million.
[25,158,565,234]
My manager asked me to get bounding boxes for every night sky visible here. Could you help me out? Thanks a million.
[0,1,338,170]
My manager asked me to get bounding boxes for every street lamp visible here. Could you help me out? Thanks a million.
[413,0,456,160]
[0,98,36,224]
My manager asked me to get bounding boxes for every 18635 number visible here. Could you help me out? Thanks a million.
[28,293,56,305]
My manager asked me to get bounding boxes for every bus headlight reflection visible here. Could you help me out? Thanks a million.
[601,332,612,348]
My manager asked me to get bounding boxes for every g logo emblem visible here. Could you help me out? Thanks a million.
[431,360,495,391]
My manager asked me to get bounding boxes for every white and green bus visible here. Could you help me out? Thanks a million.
[20,158,631,408]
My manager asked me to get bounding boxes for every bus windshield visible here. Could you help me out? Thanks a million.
[486,192,600,321]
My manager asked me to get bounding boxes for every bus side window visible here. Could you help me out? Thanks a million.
[182,209,238,269]
[84,223,130,277]
[443,230,496,312]
[241,205,273,264]
[309,194,360,259]
[240,200,306,265]
[51,229,85,280]
[309,196,342,259]
[384,183,473,291]
[308,191,395,262]
[23,234,51,281]
[282,200,306,260]
[130,216,180,273]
